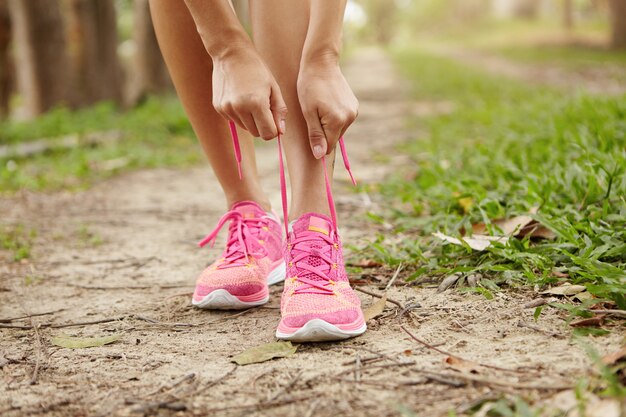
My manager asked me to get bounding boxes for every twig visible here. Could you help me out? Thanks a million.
[420,370,571,391]
[385,263,403,291]
[355,287,403,308]
[134,315,195,328]
[0,309,64,323]
[589,309,626,318]
[30,321,43,385]
[335,360,416,377]
[266,371,302,403]
[145,373,196,397]
[517,321,563,338]
[195,366,237,394]
[0,316,128,330]
[355,354,361,382]
[201,395,315,412]
[400,325,522,373]
[67,283,190,290]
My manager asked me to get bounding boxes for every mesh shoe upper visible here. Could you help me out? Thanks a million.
[193,201,283,301]
[280,213,363,328]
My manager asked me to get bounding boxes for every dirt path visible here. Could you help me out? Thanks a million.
[1,49,622,417]
[425,45,626,96]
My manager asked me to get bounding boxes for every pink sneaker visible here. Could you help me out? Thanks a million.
[192,201,285,310]
[276,213,366,341]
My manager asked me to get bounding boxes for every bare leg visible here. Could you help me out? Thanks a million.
[150,0,270,210]
[249,1,335,219]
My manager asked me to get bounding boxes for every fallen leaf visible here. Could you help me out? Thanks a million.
[570,315,606,328]
[433,232,508,251]
[518,221,557,239]
[551,270,569,278]
[602,346,626,365]
[363,294,387,321]
[472,215,533,235]
[349,259,383,268]
[540,284,586,296]
[574,291,593,302]
[444,356,480,374]
[466,273,482,287]
[232,341,297,366]
[524,298,548,309]
[51,334,121,349]
[437,273,461,293]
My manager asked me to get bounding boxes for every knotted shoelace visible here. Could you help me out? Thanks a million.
[198,209,268,269]
[228,121,356,295]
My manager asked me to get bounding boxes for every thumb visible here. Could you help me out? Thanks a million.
[270,83,288,135]
[303,109,327,159]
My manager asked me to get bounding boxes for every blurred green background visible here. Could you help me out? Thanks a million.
[0,0,624,192]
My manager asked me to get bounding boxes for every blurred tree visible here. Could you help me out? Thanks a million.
[0,0,13,118]
[357,0,397,45]
[609,0,626,49]
[563,0,574,30]
[66,0,123,106]
[8,0,71,118]
[127,0,170,105]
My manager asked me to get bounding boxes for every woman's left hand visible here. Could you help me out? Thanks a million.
[297,62,358,159]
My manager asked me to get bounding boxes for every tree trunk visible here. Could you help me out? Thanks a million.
[8,0,70,118]
[609,0,626,49]
[66,0,123,106]
[127,0,171,105]
[0,0,13,118]
[563,0,574,31]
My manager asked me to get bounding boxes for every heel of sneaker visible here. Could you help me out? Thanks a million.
[267,261,286,286]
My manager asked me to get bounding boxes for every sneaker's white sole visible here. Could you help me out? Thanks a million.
[275,319,367,342]
[192,262,286,310]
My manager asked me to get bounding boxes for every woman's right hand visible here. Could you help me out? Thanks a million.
[212,47,287,140]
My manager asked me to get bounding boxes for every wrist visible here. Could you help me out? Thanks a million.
[301,47,340,68]
[202,29,253,61]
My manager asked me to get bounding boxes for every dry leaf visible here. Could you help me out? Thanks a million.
[540,284,586,296]
[433,232,508,251]
[524,298,548,308]
[437,274,461,293]
[232,341,297,366]
[570,315,606,328]
[444,356,480,374]
[350,259,383,268]
[574,291,593,302]
[602,346,626,365]
[518,221,557,239]
[472,215,533,235]
[364,294,387,321]
[51,334,121,349]
[543,390,621,417]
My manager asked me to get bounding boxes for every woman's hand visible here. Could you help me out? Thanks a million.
[297,61,358,159]
[212,47,287,140]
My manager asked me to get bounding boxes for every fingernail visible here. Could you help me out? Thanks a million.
[280,119,286,134]
[313,145,324,159]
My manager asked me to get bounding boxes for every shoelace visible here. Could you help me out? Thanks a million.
[198,209,268,269]
[228,120,356,294]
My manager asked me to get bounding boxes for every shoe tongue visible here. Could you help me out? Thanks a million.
[293,213,332,236]
[232,201,263,219]
[292,214,334,282]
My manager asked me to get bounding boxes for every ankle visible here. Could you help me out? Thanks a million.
[226,195,271,212]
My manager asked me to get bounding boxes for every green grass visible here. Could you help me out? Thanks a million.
[358,47,625,311]
[490,43,626,71]
[0,224,36,261]
[0,96,202,192]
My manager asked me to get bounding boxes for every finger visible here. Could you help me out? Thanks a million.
[339,108,358,138]
[270,83,288,135]
[236,111,261,138]
[320,115,343,156]
[303,109,328,159]
[251,101,278,141]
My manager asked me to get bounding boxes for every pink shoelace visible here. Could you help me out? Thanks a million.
[198,209,268,269]
[228,120,356,295]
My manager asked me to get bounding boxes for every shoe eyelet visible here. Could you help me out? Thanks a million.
[333,243,339,249]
